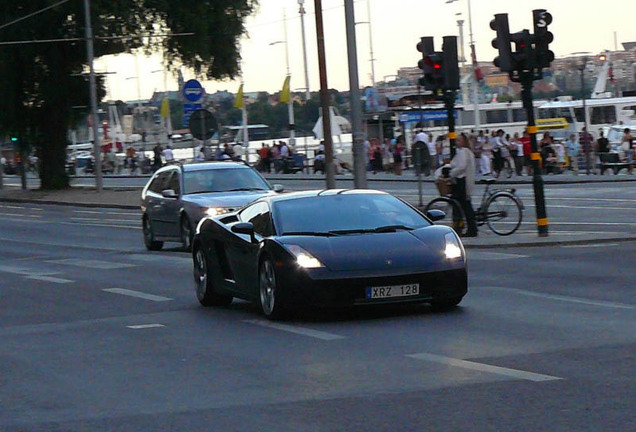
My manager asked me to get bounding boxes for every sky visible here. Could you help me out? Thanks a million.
[97,0,636,102]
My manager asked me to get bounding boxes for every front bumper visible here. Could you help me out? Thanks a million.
[277,267,467,308]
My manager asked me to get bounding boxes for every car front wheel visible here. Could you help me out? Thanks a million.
[193,246,233,307]
[143,217,163,251]
[259,258,287,320]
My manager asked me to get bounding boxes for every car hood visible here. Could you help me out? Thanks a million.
[183,190,274,209]
[280,226,453,272]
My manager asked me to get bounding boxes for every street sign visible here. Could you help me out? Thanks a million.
[399,110,458,123]
[183,79,204,103]
[188,109,217,140]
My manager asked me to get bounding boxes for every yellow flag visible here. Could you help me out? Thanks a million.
[279,76,291,104]
[160,97,170,118]
[234,84,244,109]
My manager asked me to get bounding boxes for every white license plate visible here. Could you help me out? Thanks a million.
[366,283,420,299]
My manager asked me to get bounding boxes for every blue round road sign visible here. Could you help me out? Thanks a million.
[183,79,204,102]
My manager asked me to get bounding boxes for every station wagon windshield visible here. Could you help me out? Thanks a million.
[183,168,271,194]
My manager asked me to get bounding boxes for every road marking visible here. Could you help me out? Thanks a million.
[127,324,165,329]
[0,212,42,218]
[25,275,73,284]
[561,243,620,248]
[406,352,562,382]
[47,258,135,270]
[468,251,528,260]
[243,319,346,340]
[483,286,634,310]
[102,288,173,302]
[0,264,58,276]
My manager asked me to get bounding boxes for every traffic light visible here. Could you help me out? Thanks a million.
[417,37,443,92]
[533,9,554,69]
[442,36,460,90]
[510,29,533,72]
[490,14,513,72]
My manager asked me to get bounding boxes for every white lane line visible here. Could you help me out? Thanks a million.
[0,213,42,218]
[561,243,620,248]
[407,352,562,382]
[103,288,173,302]
[25,275,74,284]
[483,287,634,310]
[243,319,346,341]
[468,251,528,260]
[47,258,135,270]
[127,324,165,329]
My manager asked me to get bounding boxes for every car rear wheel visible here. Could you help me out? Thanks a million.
[193,246,233,307]
[181,216,193,251]
[143,217,163,251]
[259,258,287,320]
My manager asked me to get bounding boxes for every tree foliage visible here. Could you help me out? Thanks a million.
[0,0,257,189]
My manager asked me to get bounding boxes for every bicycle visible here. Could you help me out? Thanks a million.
[424,178,524,236]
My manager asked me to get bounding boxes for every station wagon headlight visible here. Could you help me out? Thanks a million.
[444,232,464,259]
[286,245,324,268]
[203,207,230,217]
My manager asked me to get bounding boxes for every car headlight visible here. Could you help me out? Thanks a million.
[286,244,324,268]
[203,207,230,217]
[444,232,464,259]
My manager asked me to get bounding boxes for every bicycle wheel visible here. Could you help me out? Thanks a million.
[424,197,467,236]
[485,192,522,236]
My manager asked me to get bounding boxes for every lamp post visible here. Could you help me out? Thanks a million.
[297,0,311,101]
[354,0,376,87]
[446,0,480,128]
[577,56,592,174]
[270,9,295,146]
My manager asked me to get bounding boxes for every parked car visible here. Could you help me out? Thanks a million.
[192,189,467,320]
[141,161,283,251]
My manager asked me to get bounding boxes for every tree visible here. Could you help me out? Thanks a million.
[0,0,258,189]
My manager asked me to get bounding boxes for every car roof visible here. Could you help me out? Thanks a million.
[181,161,250,172]
[263,189,390,204]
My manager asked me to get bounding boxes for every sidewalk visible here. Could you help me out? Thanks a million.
[1,172,635,249]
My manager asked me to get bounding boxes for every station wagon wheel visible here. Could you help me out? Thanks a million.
[193,246,233,307]
[259,258,287,320]
[143,216,163,251]
[181,216,193,251]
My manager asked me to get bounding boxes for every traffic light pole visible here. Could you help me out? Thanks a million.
[444,91,457,158]
[521,77,549,237]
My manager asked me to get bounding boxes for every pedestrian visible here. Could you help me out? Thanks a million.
[258,143,271,172]
[163,144,175,164]
[492,129,506,178]
[392,136,404,175]
[521,129,532,176]
[566,133,580,175]
[596,130,610,154]
[579,127,595,174]
[620,127,634,174]
[152,143,163,171]
[450,133,478,237]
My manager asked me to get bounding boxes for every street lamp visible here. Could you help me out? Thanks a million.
[297,0,311,101]
[575,54,592,174]
[269,9,295,146]
[354,0,376,87]
[446,0,480,128]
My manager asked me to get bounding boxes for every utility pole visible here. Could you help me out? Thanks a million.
[344,0,367,189]
[314,0,335,188]
[298,0,311,101]
[83,0,102,192]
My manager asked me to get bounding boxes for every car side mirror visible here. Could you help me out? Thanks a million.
[426,209,446,222]
[161,189,178,199]
[273,184,284,193]
[232,222,256,243]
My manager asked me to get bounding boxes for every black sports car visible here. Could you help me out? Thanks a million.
[192,189,467,319]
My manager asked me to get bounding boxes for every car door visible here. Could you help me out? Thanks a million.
[161,169,183,238]
[145,171,171,237]
[226,201,272,295]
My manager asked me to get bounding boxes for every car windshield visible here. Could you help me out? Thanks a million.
[183,167,271,194]
[273,193,430,235]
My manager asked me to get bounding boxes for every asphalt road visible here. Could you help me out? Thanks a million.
[1,202,634,431]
